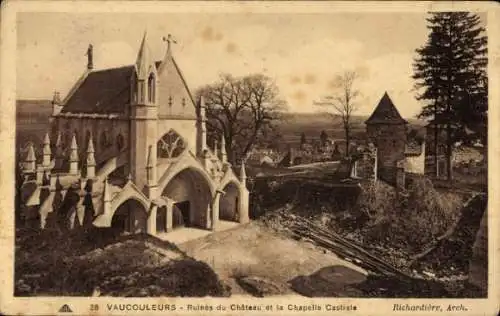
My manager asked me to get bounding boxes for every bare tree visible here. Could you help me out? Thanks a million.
[314,71,360,155]
[197,73,286,164]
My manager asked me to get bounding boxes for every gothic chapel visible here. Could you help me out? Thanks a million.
[20,32,250,235]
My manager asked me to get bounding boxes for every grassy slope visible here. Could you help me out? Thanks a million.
[15,228,230,297]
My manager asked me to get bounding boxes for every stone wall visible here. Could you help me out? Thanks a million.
[378,166,397,185]
[366,123,406,178]
[367,124,406,167]
[354,144,377,181]
[405,143,426,174]
[425,154,449,178]
[396,160,406,190]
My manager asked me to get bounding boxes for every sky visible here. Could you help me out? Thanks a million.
[17,12,440,118]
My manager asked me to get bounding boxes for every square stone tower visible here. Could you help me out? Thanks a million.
[365,92,407,183]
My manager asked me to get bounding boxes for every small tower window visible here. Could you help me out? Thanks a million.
[168,96,173,107]
[148,73,155,103]
[131,73,138,103]
[182,98,186,107]
[139,84,144,103]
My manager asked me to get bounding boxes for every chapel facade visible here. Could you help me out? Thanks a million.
[19,32,250,235]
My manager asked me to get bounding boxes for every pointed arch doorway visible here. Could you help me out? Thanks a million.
[158,168,213,232]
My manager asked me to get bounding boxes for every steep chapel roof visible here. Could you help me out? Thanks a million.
[61,34,194,115]
[61,65,136,114]
[365,92,407,125]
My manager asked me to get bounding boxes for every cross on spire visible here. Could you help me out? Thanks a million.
[163,34,177,54]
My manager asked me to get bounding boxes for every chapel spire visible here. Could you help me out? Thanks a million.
[220,132,227,163]
[69,133,79,175]
[42,132,51,167]
[135,31,153,80]
[25,143,36,171]
[86,136,96,178]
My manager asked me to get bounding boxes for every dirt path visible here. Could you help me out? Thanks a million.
[177,222,367,296]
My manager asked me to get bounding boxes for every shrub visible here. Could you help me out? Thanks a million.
[354,177,462,253]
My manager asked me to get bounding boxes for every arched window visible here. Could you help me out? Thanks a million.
[148,73,155,103]
[117,134,125,151]
[100,131,109,149]
[157,130,186,159]
[62,131,71,150]
[85,130,91,148]
[138,83,144,103]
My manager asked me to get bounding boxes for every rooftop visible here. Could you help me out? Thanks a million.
[365,92,407,125]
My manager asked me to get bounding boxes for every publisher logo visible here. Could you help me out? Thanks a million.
[58,304,73,313]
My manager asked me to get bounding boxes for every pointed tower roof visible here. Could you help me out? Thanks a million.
[240,160,247,181]
[69,134,79,162]
[70,134,78,150]
[86,136,96,166]
[43,132,50,145]
[87,136,95,153]
[365,92,407,125]
[135,31,153,80]
[43,132,51,155]
[26,143,36,162]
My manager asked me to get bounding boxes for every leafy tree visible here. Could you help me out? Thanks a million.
[413,12,487,180]
[407,128,425,145]
[197,74,286,164]
[314,71,360,155]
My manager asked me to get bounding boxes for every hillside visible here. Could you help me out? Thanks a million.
[14,99,427,150]
[16,99,53,152]
[276,111,426,144]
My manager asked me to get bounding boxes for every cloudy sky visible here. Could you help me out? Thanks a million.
[18,11,440,118]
